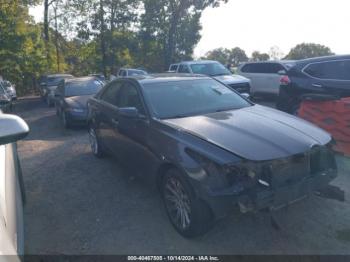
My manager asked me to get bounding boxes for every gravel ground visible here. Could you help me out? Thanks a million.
[13,96,350,255]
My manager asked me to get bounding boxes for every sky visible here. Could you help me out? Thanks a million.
[29,0,350,58]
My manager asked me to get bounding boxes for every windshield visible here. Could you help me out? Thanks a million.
[47,75,73,85]
[142,79,251,119]
[128,69,147,76]
[65,80,103,97]
[190,63,231,76]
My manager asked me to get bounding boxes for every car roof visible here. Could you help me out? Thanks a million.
[179,60,219,65]
[47,74,73,78]
[65,76,96,84]
[295,54,350,64]
[115,73,211,84]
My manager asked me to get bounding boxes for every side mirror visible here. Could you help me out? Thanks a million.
[278,70,286,75]
[241,93,250,100]
[119,107,139,118]
[0,114,29,145]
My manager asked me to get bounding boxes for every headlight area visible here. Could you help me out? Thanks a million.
[186,146,338,215]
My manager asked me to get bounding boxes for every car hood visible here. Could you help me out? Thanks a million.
[162,105,331,161]
[213,74,250,85]
[65,95,92,109]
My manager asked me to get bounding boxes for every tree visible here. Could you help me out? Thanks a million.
[141,0,228,70]
[251,51,270,61]
[204,48,231,65]
[268,46,284,60]
[285,43,334,60]
[0,0,50,94]
[229,47,248,66]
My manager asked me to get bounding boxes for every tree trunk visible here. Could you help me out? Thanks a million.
[54,6,60,72]
[99,0,107,77]
[44,0,50,64]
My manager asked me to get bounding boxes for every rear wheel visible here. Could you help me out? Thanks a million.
[161,169,213,238]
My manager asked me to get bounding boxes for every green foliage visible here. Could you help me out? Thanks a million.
[285,43,334,60]
[204,47,248,66]
[251,51,270,62]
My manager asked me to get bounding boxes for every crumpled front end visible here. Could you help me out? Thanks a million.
[198,144,338,218]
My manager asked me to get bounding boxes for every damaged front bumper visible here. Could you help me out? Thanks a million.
[204,168,338,218]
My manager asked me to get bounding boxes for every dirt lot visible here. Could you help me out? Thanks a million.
[14,96,350,255]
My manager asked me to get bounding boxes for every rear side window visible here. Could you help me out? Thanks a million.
[170,64,178,71]
[178,64,191,73]
[241,63,284,74]
[100,82,122,106]
[304,60,350,80]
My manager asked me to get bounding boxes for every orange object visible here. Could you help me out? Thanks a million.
[298,97,350,156]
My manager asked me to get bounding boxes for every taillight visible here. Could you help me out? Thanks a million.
[280,75,291,86]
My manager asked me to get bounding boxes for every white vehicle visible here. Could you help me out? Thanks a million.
[0,113,29,260]
[167,63,179,72]
[174,60,251,94]
[117,68,148,78]
[237,61,295,97]
[1,81,17,101]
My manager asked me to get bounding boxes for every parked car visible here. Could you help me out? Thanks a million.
[174,60,251,94]
[87,74,337,237]
[89,73,106,83]
[117,68,148,78]
[0,83,12,113]
[55,76,104,128]
[167,63,179,73]
[276,55,350,114]
[237,61,295,97]
[0,112,29,259]
[39,74,74,107]
[1,80,17,101]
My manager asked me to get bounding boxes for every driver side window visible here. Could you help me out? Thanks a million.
[116,83,145,114]
[178,64,190,73]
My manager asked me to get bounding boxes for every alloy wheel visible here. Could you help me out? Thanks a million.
[164,176,191,230]
[89,128,98,155]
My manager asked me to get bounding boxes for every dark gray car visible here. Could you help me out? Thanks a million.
[87,74,337,237]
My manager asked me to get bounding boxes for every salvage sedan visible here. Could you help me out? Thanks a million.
[55,76,104,128]
[87,74,337,237]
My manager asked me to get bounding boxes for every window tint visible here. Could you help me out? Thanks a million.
[64,80,103,97]
[142,79,251,119]
[190,63,231,76]
[170,64,178,71]
[119,70,126,76]
[304,60,350,80]
[116,83,145,114]
[100,82,122,106]
[241,63,284,74]
[178,64,190,73]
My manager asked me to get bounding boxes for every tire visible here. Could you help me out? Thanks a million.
[161,169,213,238]
[88,127,105,158]
[61,112,70,129]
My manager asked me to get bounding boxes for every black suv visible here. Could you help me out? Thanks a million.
[276,55,350,114]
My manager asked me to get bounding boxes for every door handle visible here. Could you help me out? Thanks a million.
[312,83,323,88]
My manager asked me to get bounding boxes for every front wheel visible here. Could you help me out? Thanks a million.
[89,127,105,158]
[161,169,213,238]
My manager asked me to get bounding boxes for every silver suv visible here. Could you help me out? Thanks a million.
[174,60,251,94]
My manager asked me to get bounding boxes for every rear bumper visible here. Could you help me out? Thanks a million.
[201,168,337,219]
[65,110,88,125]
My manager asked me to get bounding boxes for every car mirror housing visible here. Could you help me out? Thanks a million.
[119,107,139,118]
[0,113,29,145]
